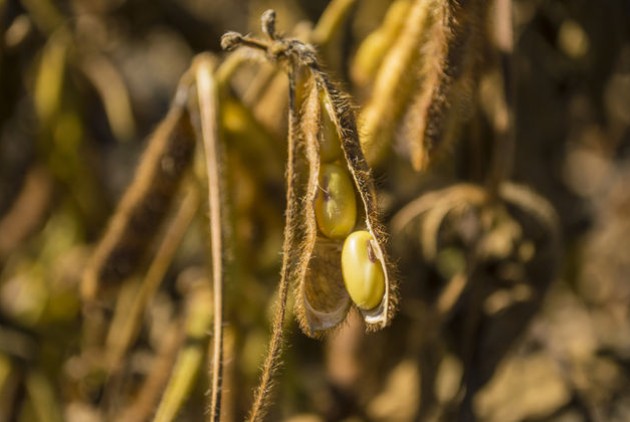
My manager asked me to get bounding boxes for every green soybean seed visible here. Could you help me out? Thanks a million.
[315,163,357,239]
[341,231,386,310]
[319,92,344,163]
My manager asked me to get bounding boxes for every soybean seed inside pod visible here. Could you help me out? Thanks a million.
[315,163,357,239]
[341,231,386,310]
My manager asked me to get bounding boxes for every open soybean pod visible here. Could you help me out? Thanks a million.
[318,73,397,331]
[297,71,397,335]
[219,12,397,420]
[295,81,351,337]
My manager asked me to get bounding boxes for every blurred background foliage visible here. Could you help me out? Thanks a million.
[1,0,630,421]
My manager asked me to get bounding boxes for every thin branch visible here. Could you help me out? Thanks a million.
[193,54,225,422]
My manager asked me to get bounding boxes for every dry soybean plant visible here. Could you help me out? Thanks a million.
[2,0,630,421]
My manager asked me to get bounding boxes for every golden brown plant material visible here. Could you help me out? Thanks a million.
[299,240,352,334]
[153,278,214,422]
[102,186,199,374]
[403,0,453,171]
[116,323,181,422]
[295,83,352,337]
[313,70,397,331]
[246,61,303,422]
[81,73,195,301]
[0,166,53,259]
[403,0,488,171]
[351,0,412,90]
[190,53,226,422]
[222,10,397,335]
[392,181,559,324]
[221,9,398,418]
[223,13,313,416]
[359,0,436,167]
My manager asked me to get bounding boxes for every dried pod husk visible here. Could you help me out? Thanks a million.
[296,74,396,334]
[351,0,412,90]
[219,13,399,420]
[82,74,195,301]
[402,0,453,171]
[277,77,323,341]
[402,0,488,171]
[220,9,397,336]
[299,240,352,336]
[295,81,349,337]
[296,84,365,337]
[359,0,437,167]
[313,69,397,331]
[242,60,313,422]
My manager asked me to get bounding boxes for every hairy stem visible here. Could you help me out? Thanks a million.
[247,64,298,422]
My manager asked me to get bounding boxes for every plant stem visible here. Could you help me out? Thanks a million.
[194,54,225,422]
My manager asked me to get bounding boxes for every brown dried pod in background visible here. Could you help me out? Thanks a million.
[82,73,196,302]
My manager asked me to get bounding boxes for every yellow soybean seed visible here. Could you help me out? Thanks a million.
[315,163,357,239]
[341,231,386,310]
[319,93,344,163]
